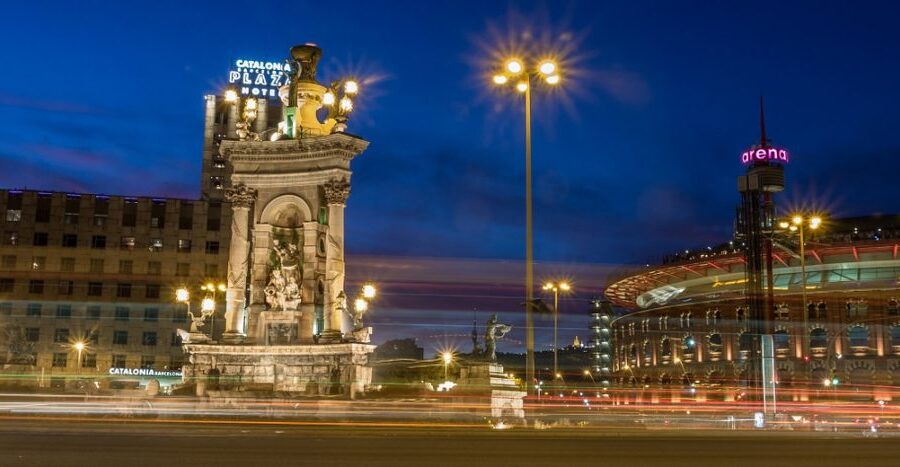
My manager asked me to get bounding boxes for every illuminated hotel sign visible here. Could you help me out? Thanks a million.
[741,147,789,165]
[108,368,182,378]
[228,59,291,99]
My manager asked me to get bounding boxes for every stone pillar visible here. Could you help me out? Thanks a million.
[223,183,257,343]
[320,178,350,342]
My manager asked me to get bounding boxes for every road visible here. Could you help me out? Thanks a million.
[1,417,899,466]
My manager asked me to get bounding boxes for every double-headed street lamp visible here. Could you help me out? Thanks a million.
[777,214,822,345]
[491,55,562,390]
[542,281,572,380]
[201,282,226,339]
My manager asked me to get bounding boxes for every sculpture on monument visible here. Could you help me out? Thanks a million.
[483,314,512,362]
[264,239,302,311]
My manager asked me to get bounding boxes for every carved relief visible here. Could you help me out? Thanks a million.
[323,178,351,205]
[264,239,302,311]
[224,183,258,208]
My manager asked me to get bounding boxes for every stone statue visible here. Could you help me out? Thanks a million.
[4,324,35,365]
[264,239,302,311]
[483,314,512,362]
[337,291,361,329]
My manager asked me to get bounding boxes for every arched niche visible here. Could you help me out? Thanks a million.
[259,194,313,228]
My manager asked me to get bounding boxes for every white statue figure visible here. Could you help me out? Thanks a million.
[265,239,302,311]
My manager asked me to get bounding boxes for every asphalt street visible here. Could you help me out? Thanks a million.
[1,417,898,467]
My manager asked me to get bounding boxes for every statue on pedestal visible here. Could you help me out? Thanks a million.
[483,314,512,362]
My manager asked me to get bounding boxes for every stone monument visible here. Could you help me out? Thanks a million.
[456,315,526,421]
[182,43,374,399]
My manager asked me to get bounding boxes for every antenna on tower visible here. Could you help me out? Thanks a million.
[759,95,768,148]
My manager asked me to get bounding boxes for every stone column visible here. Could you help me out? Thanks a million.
[222,183,257,343]
[320,178,350,343]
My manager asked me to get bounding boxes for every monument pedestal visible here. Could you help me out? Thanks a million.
[183,342,375,399]
[456,362,526,420]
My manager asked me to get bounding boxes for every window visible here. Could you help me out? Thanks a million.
[207,202,221,231]
[179,202,194,230]
[849,326,869,348]
[82,353,96,368]
[111,354,127,368]
[147,261,162,275]
[114,307,129,321]
[144,308,159,322]
[53,328,69,343]
[33,232,48,246]
[116,283,132,298]
[1,255,16,270]
[145,284,160,299]
[87,282,103,296]
[90,259,104,273]
[177,239,192,253]
[31,256,46,271]
[205,241,220,254]
[204,264,218,276]
[60,257,75,272]
[142,331,158,346]
[91,235,106,249]
[26,303,41,317]
[119,260,133,274]
[141,355,155,369]
[176,263,190,277]
[120,236,136,251]
[173,307,187,323]
[62,234,78,248]
[25,328,39,342]
[28,280,44,294]
[150,201,166,228]
[52,353,67,368]
[64,196,80,224]
[149,238,163,252]
[94,197,109,226]
[56,304,72,319]
[4,231,18,245]
[773,330,790,351]
[122,199,137,227]
[86,306,101,320]
[0,278,13,293]
[112,331,128,345]
[810,328,828,349]
[708,333,723,352]
[35,194,51,222]
[57,280,74,295]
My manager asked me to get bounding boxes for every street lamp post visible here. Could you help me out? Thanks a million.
[442,351,453,381]
[491,57,562,391]
[543,281,571,380]
[201,282,226,341]
[779,215,822,353]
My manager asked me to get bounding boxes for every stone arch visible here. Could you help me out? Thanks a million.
[846,360,875,399]
[259,194,313,228]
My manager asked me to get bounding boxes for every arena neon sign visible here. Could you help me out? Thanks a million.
[741,147,789,165]
[228,59,291,99]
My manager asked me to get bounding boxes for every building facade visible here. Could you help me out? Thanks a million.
[0,190,231,388]
[605,217,900,402]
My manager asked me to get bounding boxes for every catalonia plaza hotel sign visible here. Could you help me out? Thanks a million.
[227,59,291,99]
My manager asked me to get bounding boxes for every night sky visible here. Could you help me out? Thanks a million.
[2,1,899,353]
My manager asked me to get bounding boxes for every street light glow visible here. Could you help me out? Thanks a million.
[73,341,85,351]
[354,298,368,313]
[792,215,803,225]
[505,59,523,74]
[545,74,560,85]
[362,283,377,299]
[778,221,790,229]
[559,282,571,291]
[175,288,189,303]
[217,283,227,292]
[538,61,557,75]
[224,88,239,103]
[344,80,359,95]
[515,81,528,93]
[810,216,822,229]
[442,351,453,364]
[322,91,335,106]
[201,298,215,312]
[339,96,353,113]
[492,74,508,85]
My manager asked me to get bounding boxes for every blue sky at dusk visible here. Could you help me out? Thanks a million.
[3,1,899,267]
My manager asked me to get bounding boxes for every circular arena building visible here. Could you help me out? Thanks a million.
[604,215,900,403]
